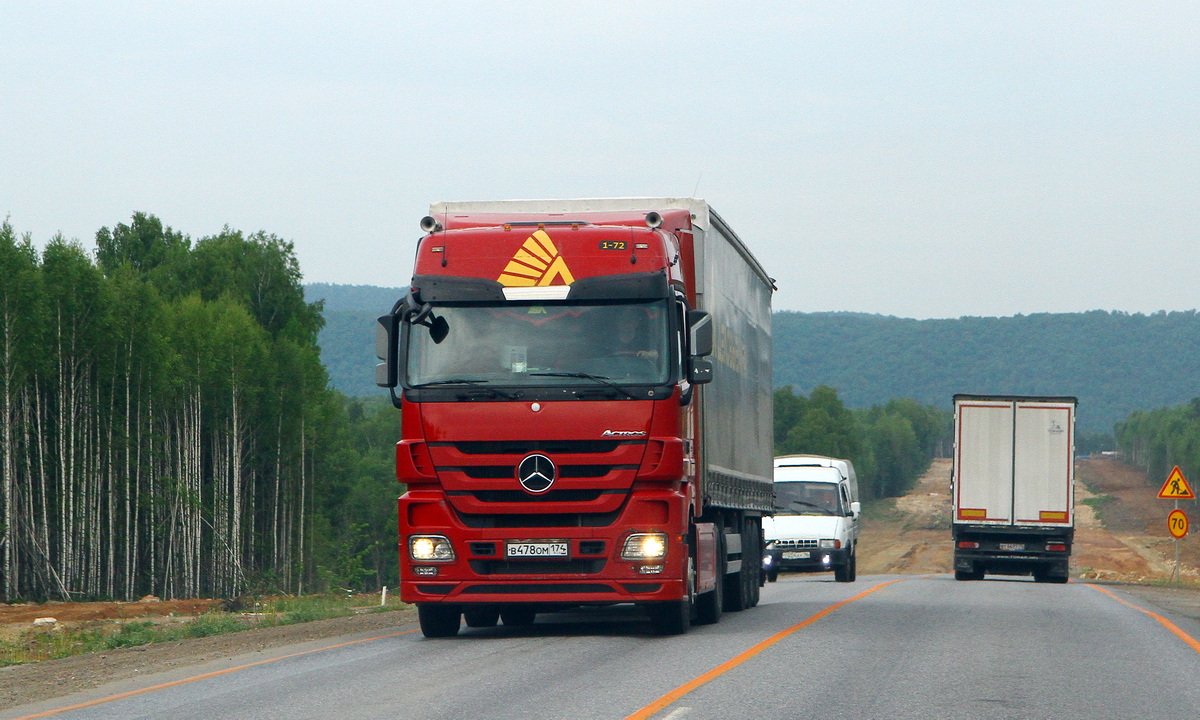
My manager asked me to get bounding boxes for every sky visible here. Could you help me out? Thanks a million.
[2,1,1198,319]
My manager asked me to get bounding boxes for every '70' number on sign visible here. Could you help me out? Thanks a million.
[1168,509,1189,539]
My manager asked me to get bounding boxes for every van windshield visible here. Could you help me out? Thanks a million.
[774,481,843,516]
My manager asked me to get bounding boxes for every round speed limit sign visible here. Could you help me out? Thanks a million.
[1168,509,1189,539]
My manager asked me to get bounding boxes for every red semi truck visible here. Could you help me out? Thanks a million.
[375,198,775,636]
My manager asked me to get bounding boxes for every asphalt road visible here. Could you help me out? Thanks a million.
[9,574,1200,720]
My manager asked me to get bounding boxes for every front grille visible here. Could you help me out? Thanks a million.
[469,559,607,575]
[438,440,630,455]
[458,511,621,529]
[459,489,611,503]
[470,542,497,556]
[461,583,615,595]
[775,539,820,549]
[578,541,605,555]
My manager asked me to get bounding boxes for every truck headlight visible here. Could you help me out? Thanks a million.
[622,533,668,560]
[409,535,455,561]
[818,539,841,549]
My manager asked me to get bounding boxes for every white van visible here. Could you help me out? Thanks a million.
[762,455,861,582]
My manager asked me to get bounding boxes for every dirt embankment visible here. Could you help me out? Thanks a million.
[857,456,1200,583]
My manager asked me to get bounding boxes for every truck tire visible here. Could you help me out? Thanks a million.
[499,607,537,626]
[417,604,462,638]
[464,607,500,627]
[767,568,778,583]
[648,556,694,635]
[723,516,760,611]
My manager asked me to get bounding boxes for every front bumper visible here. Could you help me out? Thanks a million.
[765,546,849,573]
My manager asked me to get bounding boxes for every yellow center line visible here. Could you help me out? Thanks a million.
[624,577,911,720]
[13,628,421,720]
[1085,583,1200,655]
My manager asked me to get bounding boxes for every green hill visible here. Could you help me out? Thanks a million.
[306,284,1200,434]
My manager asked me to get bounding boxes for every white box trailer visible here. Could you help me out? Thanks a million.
[951,394,1076,582]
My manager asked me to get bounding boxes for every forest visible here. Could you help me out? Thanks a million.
[0,215,398,603]
[774,386,950,501]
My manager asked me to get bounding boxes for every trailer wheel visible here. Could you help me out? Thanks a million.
[417,604,462,638]
[463,607,500,627]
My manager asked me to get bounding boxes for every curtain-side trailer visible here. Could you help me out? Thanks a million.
[375,198,774,635]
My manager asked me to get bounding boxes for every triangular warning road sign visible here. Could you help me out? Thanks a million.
[1158,466,1196,499]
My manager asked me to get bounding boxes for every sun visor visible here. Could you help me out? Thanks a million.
[410,275,506,302]
[566,271,670,301]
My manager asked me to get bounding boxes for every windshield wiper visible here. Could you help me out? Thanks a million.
[529,372,637,400]
[412,379,517,399]
[784,500,834,515]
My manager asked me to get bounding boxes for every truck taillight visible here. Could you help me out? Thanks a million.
[1046,543,1067,552]
[957,541,980,549]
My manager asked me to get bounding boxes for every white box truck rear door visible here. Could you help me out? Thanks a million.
[955,400,1014,524]
[1013,401,1074,526]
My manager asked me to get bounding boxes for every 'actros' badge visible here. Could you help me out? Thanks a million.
[517,454,556,494]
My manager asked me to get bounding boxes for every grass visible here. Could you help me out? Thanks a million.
[0,592,402,667]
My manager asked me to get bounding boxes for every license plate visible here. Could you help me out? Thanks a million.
[998,543,1025,551]
[506,541,569,558]
[782,551,811,560]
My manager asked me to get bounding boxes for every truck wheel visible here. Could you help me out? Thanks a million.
[417,604,462,638]
[464,607,500,627]
[648,556,693,635]
[499,607,537,626]
[847,546,857,582]
[723,517,758,611]
[767,568,778,583]
[747,519,762,607]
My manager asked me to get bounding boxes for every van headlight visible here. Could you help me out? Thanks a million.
[409,535,455,561]
[622,533,668,560]
[819,539,841,549]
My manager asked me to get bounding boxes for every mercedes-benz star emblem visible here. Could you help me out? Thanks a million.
[517,454,556,494]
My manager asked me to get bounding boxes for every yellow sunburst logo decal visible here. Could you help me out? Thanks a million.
[497,230,575,287]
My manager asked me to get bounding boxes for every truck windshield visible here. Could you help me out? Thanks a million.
[774,481,843,516]
[405,300,671,388]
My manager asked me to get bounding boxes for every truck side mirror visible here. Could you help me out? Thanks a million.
[375,314,398,388]
[687,309,713,357]
[688,357,713,385]
[850,501,861,519]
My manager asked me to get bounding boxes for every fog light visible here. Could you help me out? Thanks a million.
[409,535,455,561]
[412,566,439,576]
[622,533,668,560]
[763,555,773,567]
[822,555,831,565]
[637,565,664,574]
